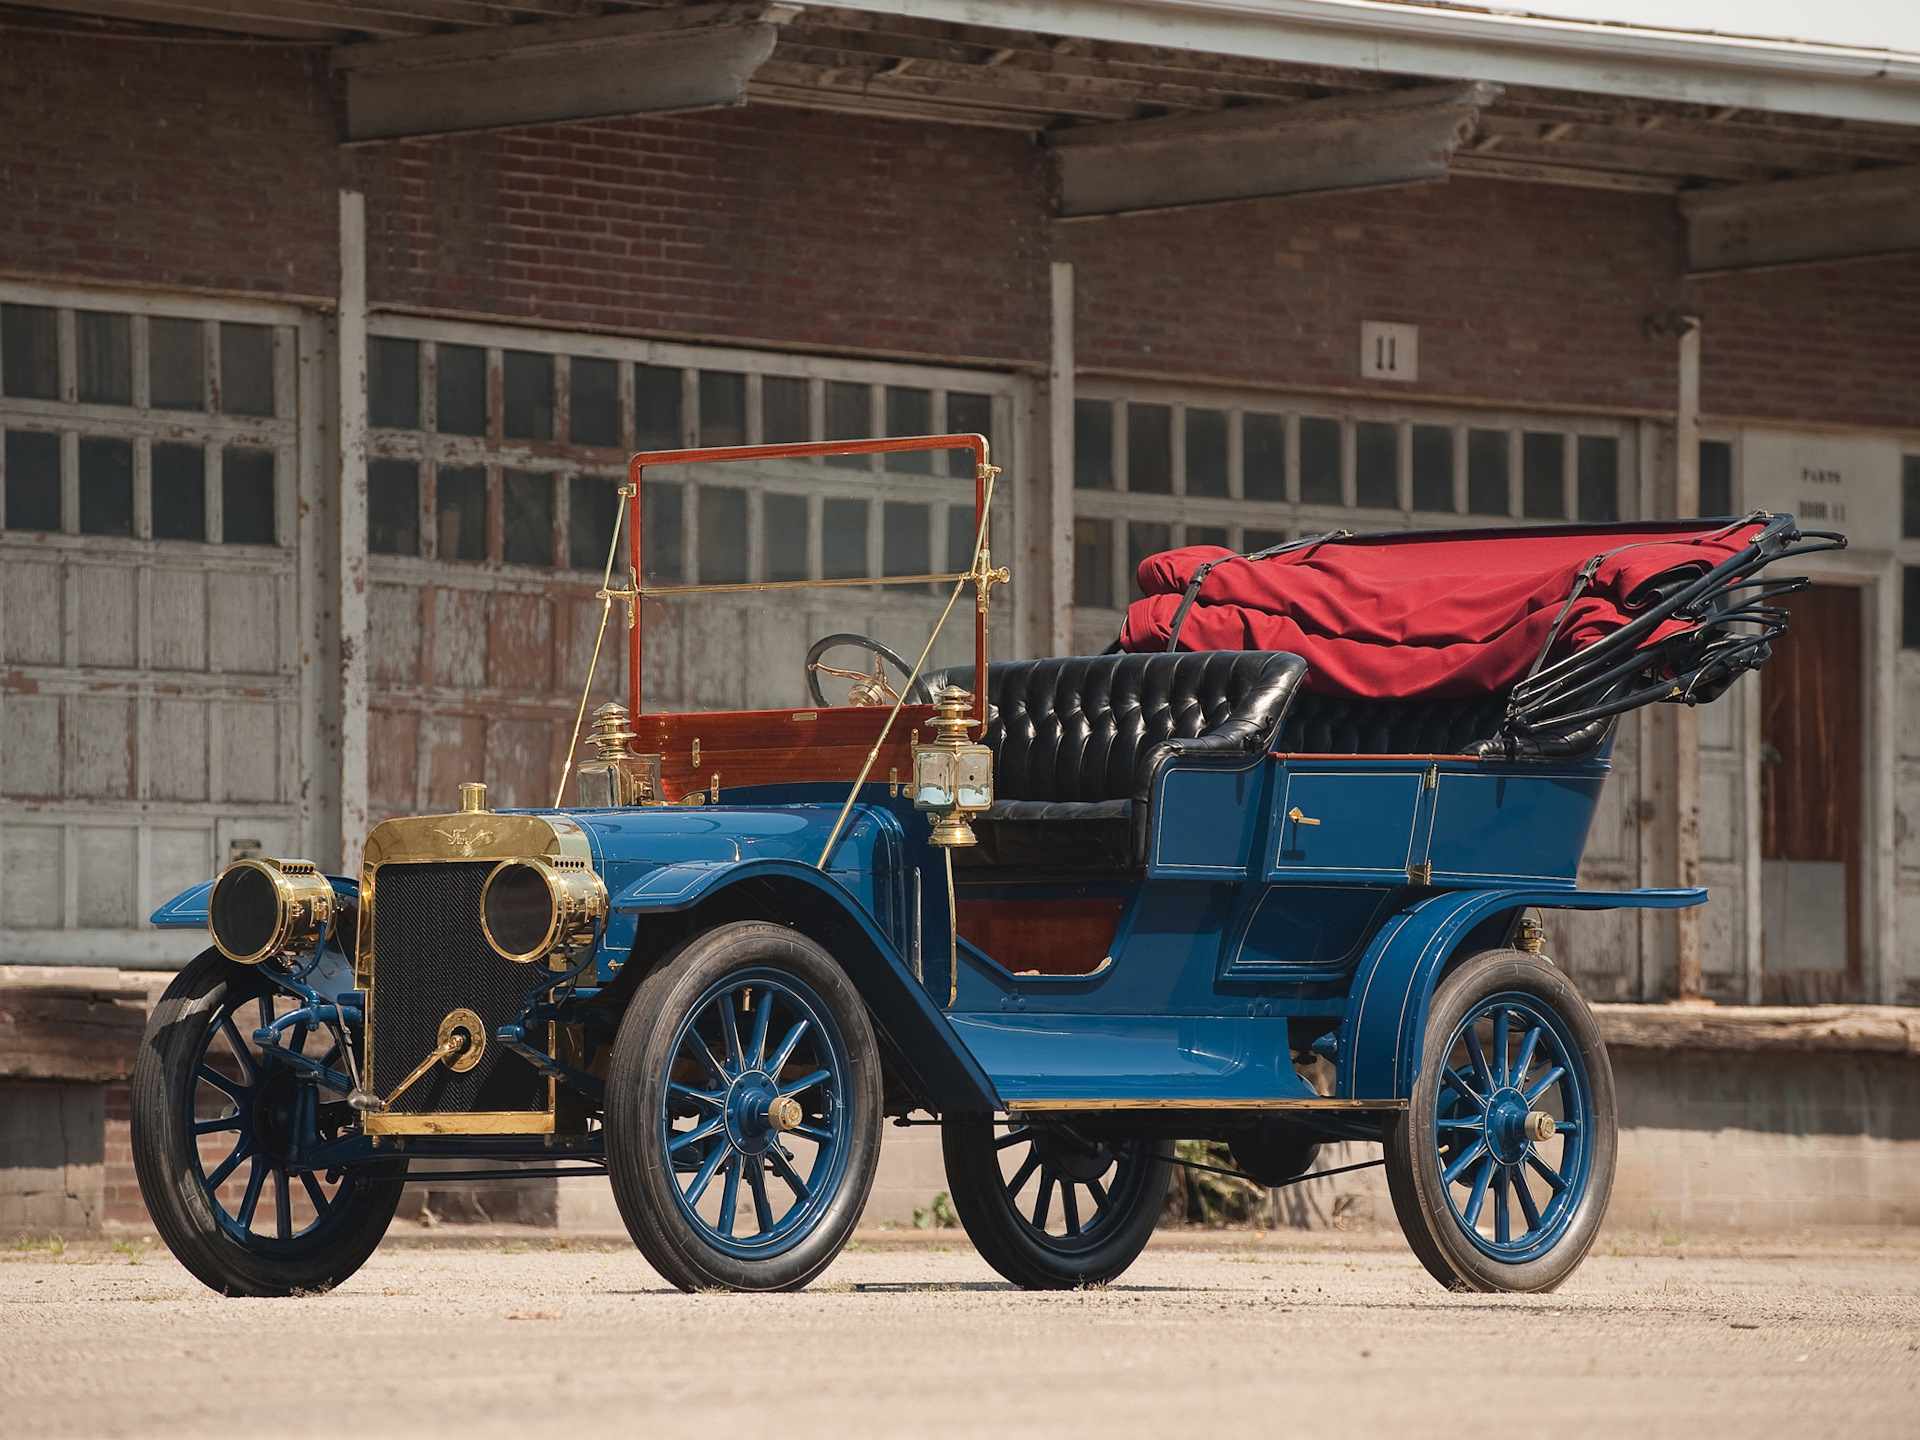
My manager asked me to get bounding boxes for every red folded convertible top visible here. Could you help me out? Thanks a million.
[1119,520,1769,701]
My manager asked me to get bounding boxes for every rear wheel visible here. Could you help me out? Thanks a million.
[943,1117,1173,1289]
[1384,949,1616,1293]
[131,949,404,1297]
[604,922,883,1292]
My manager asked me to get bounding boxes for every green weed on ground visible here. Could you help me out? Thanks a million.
[913,1192,959,1230]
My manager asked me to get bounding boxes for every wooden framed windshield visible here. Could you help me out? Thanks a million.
[623,432,998,727]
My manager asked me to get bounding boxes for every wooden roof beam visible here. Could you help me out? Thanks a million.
[6,0,427,40]
[3,0,647,38]
[1045,81,1499,218]
[1681,165,1920,271]
[332,3,789,141]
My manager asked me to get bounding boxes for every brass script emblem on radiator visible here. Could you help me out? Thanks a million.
[430,824,497,856]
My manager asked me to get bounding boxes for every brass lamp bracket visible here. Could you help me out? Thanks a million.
[1515,913,1549,957]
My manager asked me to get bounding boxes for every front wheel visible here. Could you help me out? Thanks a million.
[604,922,883,1291]
[1384,949,1617,1293]
[131,949,404,1297]
[943,1117,1173,1289]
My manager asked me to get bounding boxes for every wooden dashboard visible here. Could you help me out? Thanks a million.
[632,704,938,803]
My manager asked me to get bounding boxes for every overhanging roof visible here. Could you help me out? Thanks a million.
[827,0,1920,128]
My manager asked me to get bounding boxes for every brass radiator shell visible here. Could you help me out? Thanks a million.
[356,811,595,1137]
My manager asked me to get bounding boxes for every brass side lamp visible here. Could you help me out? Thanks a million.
[912,685,993,847]
[574,702,662,808]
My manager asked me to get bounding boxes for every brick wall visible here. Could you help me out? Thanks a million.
[1690,256,1920,432]
[0,27,340,297]
[349,109,1053,361]
[101,1085,143,1229]
[1055,178,1688,415]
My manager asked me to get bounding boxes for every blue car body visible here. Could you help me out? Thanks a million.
[153,747,1698,1131]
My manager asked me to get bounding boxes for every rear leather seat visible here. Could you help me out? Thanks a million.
[905,651,1579,872]
[911,651,1308,871]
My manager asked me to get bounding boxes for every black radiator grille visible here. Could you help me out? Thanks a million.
[367,861,548,1115]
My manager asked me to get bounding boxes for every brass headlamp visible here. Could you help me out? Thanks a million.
[480,855,610,964]
[912,685,994,847]
[207,857,336,965]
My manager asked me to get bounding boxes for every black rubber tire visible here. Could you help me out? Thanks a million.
[942,1118,1174,1290]
[131,948,404,1297]
[1384,949,1618,1294]
[603,922,884,1292]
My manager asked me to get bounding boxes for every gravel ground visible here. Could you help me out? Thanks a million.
[3,1232,1916,1439]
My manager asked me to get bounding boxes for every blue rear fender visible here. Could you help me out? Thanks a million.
[1338,884,1705,1101]
[603,855,1000,1114]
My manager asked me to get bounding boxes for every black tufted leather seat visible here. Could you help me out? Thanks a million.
[911,651,1308,871]
[1275,690,1511,755]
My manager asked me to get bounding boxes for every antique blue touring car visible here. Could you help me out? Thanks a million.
[137,433,1839,1297]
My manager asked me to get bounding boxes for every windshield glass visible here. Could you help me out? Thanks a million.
[619,435,1003,718]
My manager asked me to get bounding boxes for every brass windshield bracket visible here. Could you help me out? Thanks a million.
[968,543,1011,615]
[596,570,639,631]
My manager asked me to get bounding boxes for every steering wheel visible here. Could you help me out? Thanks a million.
[805,633,917,708]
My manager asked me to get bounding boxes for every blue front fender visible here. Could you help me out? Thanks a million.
[150,879,217,928]
[150,875,359,928]
[609,857,1001,1113]
[1339,885,1705,1101]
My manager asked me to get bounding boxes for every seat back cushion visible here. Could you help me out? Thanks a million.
[916,651,1304,804]
[1275,690,1511,755]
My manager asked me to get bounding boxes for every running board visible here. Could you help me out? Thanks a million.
[1004,1097,1406,1112]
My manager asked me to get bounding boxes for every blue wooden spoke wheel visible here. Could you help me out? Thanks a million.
[942,1118,1174,1289]
[604,922,883,1292]
[130,949,405,1297]
[1385,949,1617,1293]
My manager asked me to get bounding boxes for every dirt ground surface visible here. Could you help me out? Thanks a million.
[3,1230,1917,1439]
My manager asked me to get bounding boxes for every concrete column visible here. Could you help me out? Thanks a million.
[1048,261,1075,658]
[338,191,370,873]
[1634,421,1674,999]
[296,312,336,869]
[1743,674,1765,1005]
[1673,317,1704,1003]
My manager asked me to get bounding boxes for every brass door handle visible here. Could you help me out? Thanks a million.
[1287,807,1321,827]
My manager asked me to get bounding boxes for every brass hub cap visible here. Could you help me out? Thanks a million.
[767,1095,803,1132]
[722,1073,800,1155]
